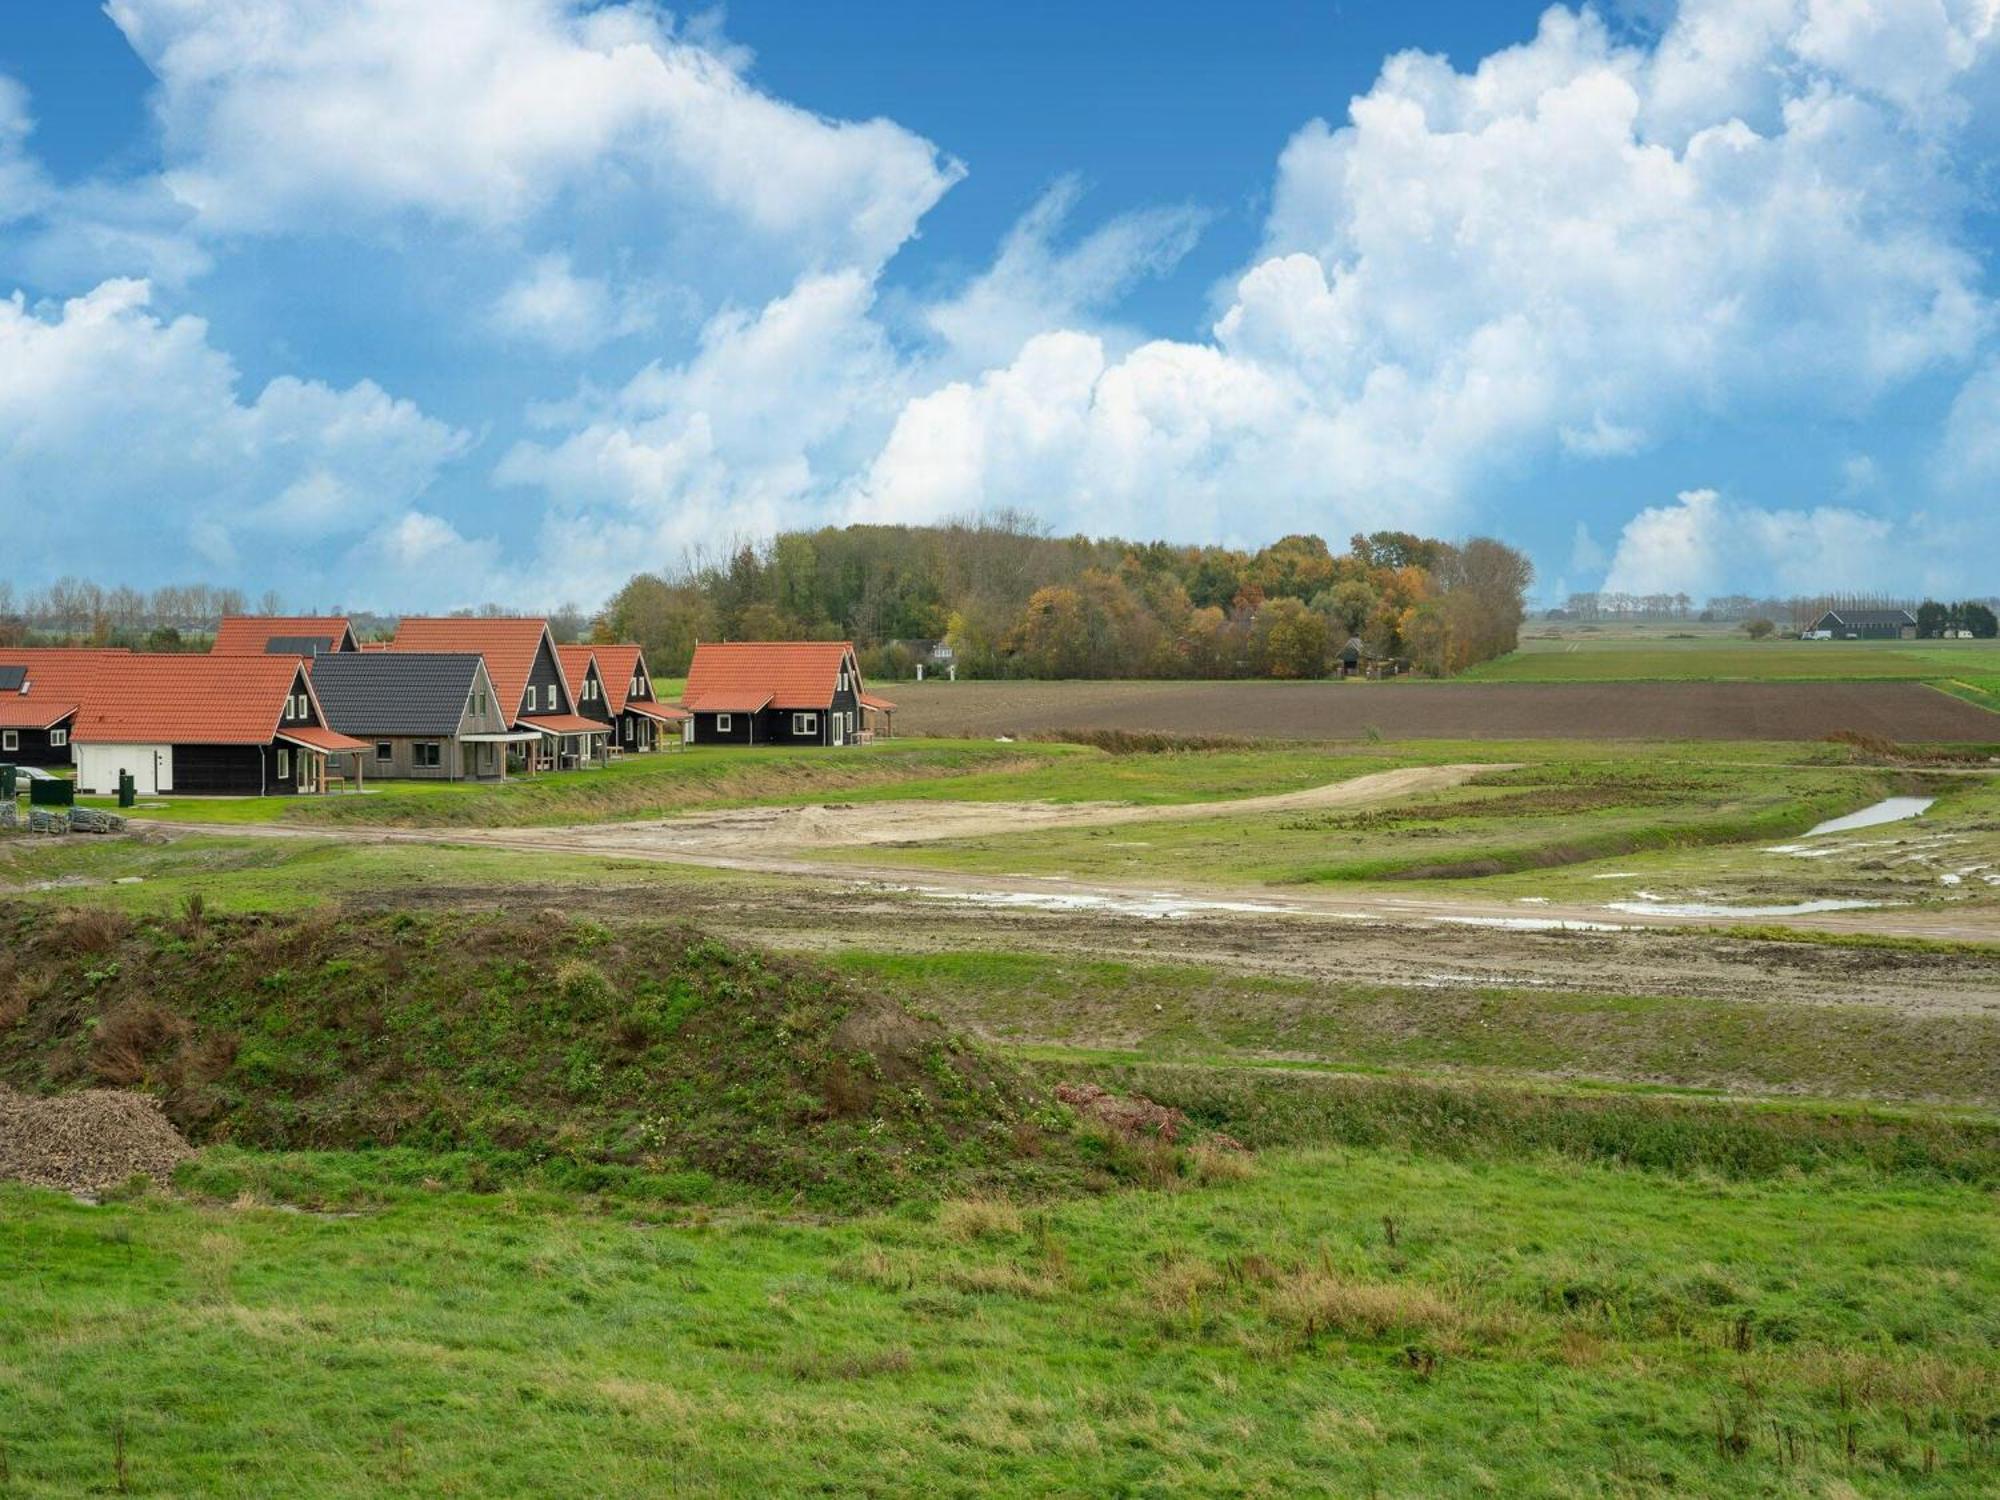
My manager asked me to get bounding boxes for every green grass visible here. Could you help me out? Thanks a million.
[0,904,1074,1208]
[834,949,2000,1107]
[5,1142,1998,1496]
[0,831,747,914]
[815,755,1912,887]
[1460,632,2000,686]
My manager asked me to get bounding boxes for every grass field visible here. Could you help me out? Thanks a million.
[9,715,2000,1494]
[7,1126,1998,1496]
[1451,626,2000,714]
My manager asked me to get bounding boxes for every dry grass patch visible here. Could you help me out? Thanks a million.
[938,1196,1022,1241]
[945,1261,1057,1299]
[1266,1268,1465,1346]
[1186,1141,1256,1185]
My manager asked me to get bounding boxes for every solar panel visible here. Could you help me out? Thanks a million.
[0,666,25,692]
[265,636,333,656]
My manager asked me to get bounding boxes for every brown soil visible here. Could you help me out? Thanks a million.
[880,680,2000,742]
[0,1084,192,1193]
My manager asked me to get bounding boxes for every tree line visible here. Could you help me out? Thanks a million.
[596,516,1534,679]
[1564,590,2000,633]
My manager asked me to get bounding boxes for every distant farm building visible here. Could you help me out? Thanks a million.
[1807,609,1918,641]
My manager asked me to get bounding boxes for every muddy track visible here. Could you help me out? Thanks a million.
[346,875,2000,1017]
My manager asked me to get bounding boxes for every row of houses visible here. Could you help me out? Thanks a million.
[0,618,896,797]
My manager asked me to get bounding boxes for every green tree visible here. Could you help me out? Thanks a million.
[1251,597,1331,678]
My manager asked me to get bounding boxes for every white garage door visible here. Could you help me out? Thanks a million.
[76,744,172,796]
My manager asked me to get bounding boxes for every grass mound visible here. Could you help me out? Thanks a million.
[0,902,1069,1206]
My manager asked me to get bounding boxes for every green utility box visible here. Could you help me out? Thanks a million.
[118,771,136,809]
[29,778,75,808]
[0,764,15,799]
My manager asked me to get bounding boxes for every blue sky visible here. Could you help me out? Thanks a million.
[2,1,1997,613]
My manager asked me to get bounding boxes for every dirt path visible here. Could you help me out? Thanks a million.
[450,762,1508,855]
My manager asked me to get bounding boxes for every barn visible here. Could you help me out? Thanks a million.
[1808,608,1918,641]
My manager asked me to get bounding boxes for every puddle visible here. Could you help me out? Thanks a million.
[1432,915,1630,933]
[1803,797,1934,838]
[1606,898,1884,918]
[903,886,1310,921]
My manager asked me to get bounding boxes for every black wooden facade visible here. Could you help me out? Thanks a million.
[0,715,77,768]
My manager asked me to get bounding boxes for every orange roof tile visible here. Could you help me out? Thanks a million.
[389,618,558,727]
[212,616,357,655]
[0,698,77,731]
[70,655,322,745]
[579,644,653,715]
[682,641,859,712]
[858,692,898,711]
[0,648,132,730]
[555,645,601,704]
[277,725,369,754]
[627,700,688,723]
[520,713,609,736]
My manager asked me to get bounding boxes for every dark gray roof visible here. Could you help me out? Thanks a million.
[311,653,482,736]
[266,635,338,656]
[1818,609,1916,627]
[0,666,24,692]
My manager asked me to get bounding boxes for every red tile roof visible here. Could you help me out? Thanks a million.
[0,698,77,731]
[389,618,558,726]
[858,692,898,711]
[277,725,369,754]
[70,655,324,745]
[682,641,858,712]
[212,616,356,655]
[0,648,133,730]
[582,644,653,715]
[555,645,602,705]
[520,713,609,736]
[627,700,688,723]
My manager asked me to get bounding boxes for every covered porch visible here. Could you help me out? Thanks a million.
[277,726,371,795]
[520,714,613,772]
[461,729,542,780]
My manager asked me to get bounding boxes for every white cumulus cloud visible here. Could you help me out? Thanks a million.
[0,279,470,578]
[1600,487,1902,596]
[105,0,961,279]
[842,2,1993,552]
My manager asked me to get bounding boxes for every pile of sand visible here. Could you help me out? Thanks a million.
[0,1085,191,1194]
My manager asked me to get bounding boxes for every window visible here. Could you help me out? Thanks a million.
[413,742,442,769]
[1,730,15,751]
[716,713,732,733]
[50,728,68,748]
[290,692,309,720]
[275,748,292,780]
[793,712,817,736]
[623,719,634,744]
[630,675,641,697]
[375,741,394,763]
